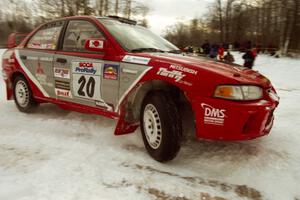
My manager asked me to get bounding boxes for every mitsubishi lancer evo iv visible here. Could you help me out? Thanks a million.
[1,16,279,162]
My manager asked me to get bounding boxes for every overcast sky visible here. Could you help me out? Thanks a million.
[144,0,213,35]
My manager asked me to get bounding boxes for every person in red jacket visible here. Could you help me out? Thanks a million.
[218,45,225,61]
[252,48,258,58]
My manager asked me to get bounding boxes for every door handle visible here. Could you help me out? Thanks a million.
[56,58,67,64]
[20,55,27,60]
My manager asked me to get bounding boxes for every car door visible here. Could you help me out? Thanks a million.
[17,21,65,99]
[53,20,120,112]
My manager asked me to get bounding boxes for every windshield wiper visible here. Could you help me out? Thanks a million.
[130,48,166,53]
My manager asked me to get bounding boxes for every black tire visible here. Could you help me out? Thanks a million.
[140,91,182,162]
[13,75,38,113]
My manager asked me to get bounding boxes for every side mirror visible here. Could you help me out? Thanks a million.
[84,38,107,52]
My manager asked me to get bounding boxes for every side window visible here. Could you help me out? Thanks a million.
[63,20,104,52]
[27,21,64,50]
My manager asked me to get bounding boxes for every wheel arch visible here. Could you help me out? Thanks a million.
[11,71,26,83]
[123,80,196,137]
[5,71,26,100]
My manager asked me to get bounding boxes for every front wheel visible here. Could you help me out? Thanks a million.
[13,76,38,113]
[140,91,182,162]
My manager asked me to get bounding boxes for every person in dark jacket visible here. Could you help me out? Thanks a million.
[201,40,211,56]
[224,51,235,63]
[209,44,219,59]
[242,50,255,69]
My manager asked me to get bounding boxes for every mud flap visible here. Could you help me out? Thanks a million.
[114,104,140,135]
[114,118,140,135]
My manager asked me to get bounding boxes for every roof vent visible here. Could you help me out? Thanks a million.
[108,16,137,25]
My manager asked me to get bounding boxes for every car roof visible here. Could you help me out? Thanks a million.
[42,15,137,26]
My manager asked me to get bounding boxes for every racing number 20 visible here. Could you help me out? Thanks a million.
[78,76,95,98]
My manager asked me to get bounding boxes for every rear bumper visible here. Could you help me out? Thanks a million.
[190,96,279,141]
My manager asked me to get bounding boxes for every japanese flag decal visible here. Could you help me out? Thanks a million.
[88,40,104,49]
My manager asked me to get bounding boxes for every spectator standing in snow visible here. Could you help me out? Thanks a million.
[224,51,235,64]
[218,45,225,61]
[201,40,211,56]
[209,44,219,59]
[252,48,257,59]
[242,49,255,69]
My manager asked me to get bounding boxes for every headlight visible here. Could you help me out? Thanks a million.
[214,85,263,100]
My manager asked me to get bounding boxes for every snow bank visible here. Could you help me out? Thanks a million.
[0,49,300,200]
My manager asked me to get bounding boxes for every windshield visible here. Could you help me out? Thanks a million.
[98,18,180,53]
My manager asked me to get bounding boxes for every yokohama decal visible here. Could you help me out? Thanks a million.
[15,50,50,97]
[122,55,151,65]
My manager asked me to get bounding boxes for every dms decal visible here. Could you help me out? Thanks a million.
[55,88,72,98]
[103,64,119,80]
[122,55,151,65]
[72,62,102,76]
[169,64,198,75]
[157,68,186,82]
[54,68,70,79]
[201,103,226,126]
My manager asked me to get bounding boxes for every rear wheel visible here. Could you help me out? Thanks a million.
[13,76,38,113]
[140,91,182,162]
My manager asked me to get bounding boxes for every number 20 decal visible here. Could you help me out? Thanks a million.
[77,76,96,98]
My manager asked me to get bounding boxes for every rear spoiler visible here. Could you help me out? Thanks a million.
[7,33,28,49]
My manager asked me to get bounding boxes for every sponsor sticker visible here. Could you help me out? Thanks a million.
[35,61,53,87]
[122,55,151,65]
[72,62,102,76]
[95,100,113,111]
[103,64,119,80]
[55,80,70,90]
[201,103,226,126]
[27,56,38,60]
[157,68,186,82]
[40,57,54,62]
[55,88,72,98]
[36,62,44,75]
[54,68,70,79]
[169,64,198,75]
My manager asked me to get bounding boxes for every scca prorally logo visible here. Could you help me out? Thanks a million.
[75,62,96,74]
[157,68,186,82]
[201,103,226,126]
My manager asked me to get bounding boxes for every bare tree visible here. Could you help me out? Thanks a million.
[115,0,119,15]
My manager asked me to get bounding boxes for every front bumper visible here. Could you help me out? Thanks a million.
[190,94,279,141]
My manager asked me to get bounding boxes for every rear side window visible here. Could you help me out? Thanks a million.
[27,21,64,50]
[62,20,104,52]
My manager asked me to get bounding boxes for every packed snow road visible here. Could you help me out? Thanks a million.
[0,49,300,200]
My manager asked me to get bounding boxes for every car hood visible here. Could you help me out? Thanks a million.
[145,53,272,88]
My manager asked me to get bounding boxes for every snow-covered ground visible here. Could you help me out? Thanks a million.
[0,49,300,200]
